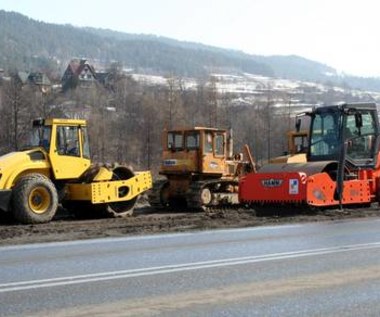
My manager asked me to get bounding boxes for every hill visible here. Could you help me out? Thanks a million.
[1,10,380,91]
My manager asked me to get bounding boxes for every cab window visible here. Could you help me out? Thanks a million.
[29,125,51,151]
[215,133,224,156]
[167,132,183,150]
[40,126,52,152]
[186,132,200,150]
[81,127,90,159]
[310,112,339,157]
[346,111,377,160]
[56,126,80,157]
[204,132,213,153]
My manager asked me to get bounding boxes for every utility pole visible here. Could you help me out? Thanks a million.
[266,85,272,160]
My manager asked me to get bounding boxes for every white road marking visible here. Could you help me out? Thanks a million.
[1,241,380,293]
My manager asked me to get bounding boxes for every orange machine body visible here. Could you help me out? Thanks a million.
[239,102,380,210]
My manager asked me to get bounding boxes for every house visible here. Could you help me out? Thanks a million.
[61,58,132,92]
[12,71,52,93]
[61,59,98,91]
[28,72,52,93]
[16,71,29,85]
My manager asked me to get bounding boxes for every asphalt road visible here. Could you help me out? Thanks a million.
[1,218,380,317]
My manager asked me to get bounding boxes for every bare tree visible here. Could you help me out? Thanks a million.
[206,75,219,127]
[165,75,186,128]
[1,73,43,151]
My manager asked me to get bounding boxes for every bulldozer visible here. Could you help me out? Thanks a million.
[0,118,152,224]
[148,127,253,210]
[239,102,380,213]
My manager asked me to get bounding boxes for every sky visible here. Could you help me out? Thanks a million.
[1,0,380,77]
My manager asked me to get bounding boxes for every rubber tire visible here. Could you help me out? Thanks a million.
[12,174,58,224]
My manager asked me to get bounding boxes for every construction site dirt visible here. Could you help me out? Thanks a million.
[1,200,380,246]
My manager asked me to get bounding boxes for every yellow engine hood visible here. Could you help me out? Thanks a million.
[0,150,50,189]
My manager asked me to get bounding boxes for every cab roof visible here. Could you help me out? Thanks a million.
[314,102,377,113]
[167,127,227,133]
[34,118,87,126]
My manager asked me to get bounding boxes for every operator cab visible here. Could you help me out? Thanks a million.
[32,118,90,158]
[163,128,227,175]
[31,118,91,179]
[167,129,225,156]
[306,103,379,167]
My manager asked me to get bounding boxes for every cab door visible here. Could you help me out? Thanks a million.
[201,131,225,174]
[49,125,91,179]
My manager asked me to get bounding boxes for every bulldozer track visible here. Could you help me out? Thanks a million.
[186,181,208,210]
[147,180,169,209]
[186,179,241,212]
[148,179,242,213]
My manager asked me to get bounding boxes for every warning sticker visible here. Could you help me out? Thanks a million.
[289,179,299,195]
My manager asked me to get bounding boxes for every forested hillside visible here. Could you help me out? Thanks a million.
[0,10,272,78]
[2,9,380,91]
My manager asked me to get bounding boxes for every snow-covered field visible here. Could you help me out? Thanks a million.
[131,72,380,113]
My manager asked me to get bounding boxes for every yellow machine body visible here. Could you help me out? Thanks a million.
[0,118,152,223]
[67,171,152,204]
[0,151,50,190]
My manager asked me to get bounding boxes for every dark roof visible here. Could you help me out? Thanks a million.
[28,72,51,86]
[67,59,97,78]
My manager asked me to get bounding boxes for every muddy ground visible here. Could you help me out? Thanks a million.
[1,202,380,246]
